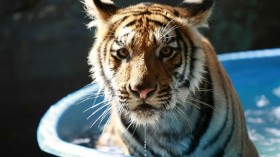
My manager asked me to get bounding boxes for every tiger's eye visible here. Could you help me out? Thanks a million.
[160,46,174,59]
[116,48,130,59]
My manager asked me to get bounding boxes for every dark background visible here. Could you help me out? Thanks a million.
[0,0,279,156]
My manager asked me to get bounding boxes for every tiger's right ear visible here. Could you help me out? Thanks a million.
[175,0,214,28]
[83,0,118,27]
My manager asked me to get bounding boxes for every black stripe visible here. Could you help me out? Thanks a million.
[210,149,225,157]
[120,115,140,139]
[103,37,111,64]
[150,127,190,157]
[122,135,142,157]
[158,98,172,105]
[166,38,177,45]
[183,67,214,155]
[120,11,172,23]
[97,43,105,80]
[160,147,182,157]
[205,66,227,157]
[188,40,198,84]
[173,9,179,16]
[175,30,188,84]
[148,147,163,157]
[148,19,165,28]
[111,15,130,30]
[180,79,190,88]
[223,82,236,148]
[168,50,181,63]
[120,116,164,157]
[203,70,229,149]
[146,18,170,27]
[209,113,234,157]
[158,86,171,95]
[97,41,115,95]
[134,10,153,16]
[172,60,183,70]
[124,20,137,28]
[209,67,236,157]
[118,96,129,100]
[149,6,178,15]
[120,115,145,156]
[121,115,177,157]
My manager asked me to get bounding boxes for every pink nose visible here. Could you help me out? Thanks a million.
[129,83,157,99]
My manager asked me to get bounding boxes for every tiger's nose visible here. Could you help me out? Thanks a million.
[129,82,157,99]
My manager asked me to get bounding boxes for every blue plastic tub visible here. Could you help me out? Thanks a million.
[37,48,280,157]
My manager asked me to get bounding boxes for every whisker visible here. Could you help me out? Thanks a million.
[177,98,201,110]
[201,78,213,86]
[186,100,201,110]
[92,88,106,105]
[89,104,110,128]
[164,19,174,30]
[76,92,104,105]
[189,89,214,92]
[87,104,108,120]
[187,97,216,111]
[83,99,108,113]
[132,123,138,136]
[163,25,178,37]
[75,83,104,104]
[117,101,127,115]
[174,107,193,132]
[165,35,177,39]
[101,116,111,136]
[124,121,134,134]
[158,19,175,40]
[98,105,112,128]
[173,90,200,111]
[170,109,180,126]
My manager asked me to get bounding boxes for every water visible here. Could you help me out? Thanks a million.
[144,125,147,157]
[221,54,280,157]
[71,124,149,156]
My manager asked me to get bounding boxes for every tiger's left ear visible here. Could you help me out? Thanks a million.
[83,0,118,27]
[175,0,214,27]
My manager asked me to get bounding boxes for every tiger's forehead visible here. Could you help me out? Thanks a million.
[112,3,177,21]
[113,18,178,49]
[108,4,179,48]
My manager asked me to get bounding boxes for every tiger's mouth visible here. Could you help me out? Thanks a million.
[131,103,159,117]
[127,103,163,125]
[132,103,159,112]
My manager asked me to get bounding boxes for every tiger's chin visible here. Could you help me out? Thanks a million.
[128,103,162,126]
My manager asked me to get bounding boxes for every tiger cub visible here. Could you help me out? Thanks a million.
[84,0,259,156]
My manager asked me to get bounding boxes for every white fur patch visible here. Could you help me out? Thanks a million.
[155,24,177,44]
[189,48,206,90]
[184,0,203,3]
[129,112,160,126]
[111,42,121,50]
[118,27,135,45]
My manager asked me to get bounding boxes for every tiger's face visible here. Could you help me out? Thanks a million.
[110,18,183,125]
[87,3,208,126]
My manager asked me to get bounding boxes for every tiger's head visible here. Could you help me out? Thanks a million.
[85,0,213,126]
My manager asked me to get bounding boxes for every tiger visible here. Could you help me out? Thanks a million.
[83,0,259,156]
